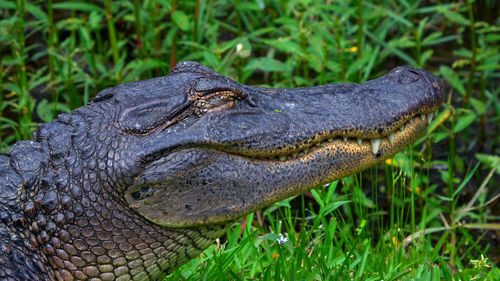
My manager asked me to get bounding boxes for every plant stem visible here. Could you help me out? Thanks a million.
[234,0,242,36]
[335,16,346,82]
[448,110,457,266]
[105,0,121,82]
[478,69,486,152]
[0,68,3,143]
[47,0,58,119]
[149,0,162,76]
[170,0,178,69]
[83,19,98,83]
[133,0,143,56]
[16,0,31,140]
[463,0,476,107]
[356,0,363,82]
[415,25,422,68]
[193,0,200,43]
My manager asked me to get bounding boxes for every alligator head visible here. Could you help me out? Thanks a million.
[0,61,445,280]
[116,62,445,228]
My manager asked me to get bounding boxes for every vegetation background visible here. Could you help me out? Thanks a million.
[0,0,499,280]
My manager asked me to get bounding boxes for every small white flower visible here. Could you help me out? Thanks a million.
[235,42,250,58]
[276,234,288,244]
[236,43,244,53]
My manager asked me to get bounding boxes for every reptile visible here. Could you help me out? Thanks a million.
[0,61,445,280]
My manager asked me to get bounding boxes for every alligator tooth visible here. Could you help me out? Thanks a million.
[328,138,334,142]
[304,147,309,154]
[410,118,415,124]
[292,152,298,158]
[420,114,426,121]
[357,138,363,145]
[343,137,348,143]
[279,155,286,161]
[371,139,381,155]
[388,133,395,144]
[427,112,434,124]
[400,124,405,132]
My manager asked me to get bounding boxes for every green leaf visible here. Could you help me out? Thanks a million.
[439,65,465,95]
[261,233,282,241]
[454,111,476,133]
[52,2,105,13]
[464,223,500,230]
[172,11,190,32]
[27,2,47,21]
[421,49,434,66]
[264,38,304,57]
[432,131,450,143]
[124,59,168,81]
[469,98,487,115]
[422,34,459,46]
[475,153,500,174]
[320,200,351,217]
[203,51,219,69]
[114,52,127,78]
[36,100,71,123]
[273,198,291,208]
[88,11,103,30]
[434,195,453,202]
[365,29,417,66]
[0,1,16,9]
[0,116,19,127]
[311,189,324,207]
[438,9,469,25]
[453,163,480,198]
[244,57,288,73]
[477,62,500,71]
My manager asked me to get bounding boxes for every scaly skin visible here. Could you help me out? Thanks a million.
[0,61,446,280]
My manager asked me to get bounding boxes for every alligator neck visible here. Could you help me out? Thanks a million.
[9,113,229,280]
[0,140,52,279]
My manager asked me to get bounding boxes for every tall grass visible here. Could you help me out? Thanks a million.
[0,0,498,280]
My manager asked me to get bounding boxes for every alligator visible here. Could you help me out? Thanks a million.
[0,61,445,280]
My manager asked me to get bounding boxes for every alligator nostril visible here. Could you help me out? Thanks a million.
[247,95,258,107]
[131,190,141,200]
[131,186,150,200]
[398,69,423,84]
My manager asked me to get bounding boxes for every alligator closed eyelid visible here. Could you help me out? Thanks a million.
[119,99,194,135]
[118,100,171,134]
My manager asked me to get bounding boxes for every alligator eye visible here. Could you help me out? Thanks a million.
[195,90,242,114]
[398,69,423,84]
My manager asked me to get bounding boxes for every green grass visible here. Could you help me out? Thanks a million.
[0,0,499,280]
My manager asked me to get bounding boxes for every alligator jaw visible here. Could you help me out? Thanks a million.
[243,111,436,161]
[126,106,438,228]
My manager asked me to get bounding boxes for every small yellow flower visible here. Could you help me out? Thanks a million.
[272,252,280,259]
[392,236,399,247]
[385,158,394,165]
[344,46,358,53]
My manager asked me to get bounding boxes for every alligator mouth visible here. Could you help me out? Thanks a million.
[127,109,436,228]
[127,106,439,228]
[232,110,436,162]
